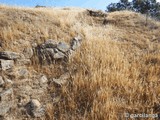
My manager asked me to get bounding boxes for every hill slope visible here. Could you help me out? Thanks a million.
[0,5,160,120]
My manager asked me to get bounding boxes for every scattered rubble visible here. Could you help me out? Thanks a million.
[35,36,82,64]
[0,36,82,119]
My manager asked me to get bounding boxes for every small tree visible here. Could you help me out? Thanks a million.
[106,0,132,12]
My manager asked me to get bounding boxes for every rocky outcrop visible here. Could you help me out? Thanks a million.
[35,36,82,64]
[0,36,82,119]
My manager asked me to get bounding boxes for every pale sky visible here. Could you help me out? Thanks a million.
[0,0,120,11]
[0,0,160,11]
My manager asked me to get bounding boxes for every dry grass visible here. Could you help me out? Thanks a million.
[1,5,160,120]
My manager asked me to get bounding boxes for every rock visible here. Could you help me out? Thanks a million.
[53,50,65,59]
[44,39,58,48]
[32,107,45,117]
[45,48,55,58]
[39,75,48,85]
[0,88,13,101]
[0,88,13,116]
[35,37,82,63]
[25,99,45,117]
[0,103,11,116]
[16,67,29,78]
[16,59,31,66]
[0,51,20,60]
[0,59,14,70]
[52,78,67,86]
[5,79,13,86]
[57,42,70,53]
[0,76,4,86]
[68,49,74,55]
[23,48,33,59]
[32,43,38,48]
[52,73,70,86]
[30,99,41,110]
[70,36,82,51]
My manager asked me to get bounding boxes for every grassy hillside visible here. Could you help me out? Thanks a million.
[0,4,160,120]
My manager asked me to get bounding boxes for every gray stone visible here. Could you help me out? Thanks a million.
[70,36,82,50]
[5,79,13,85]
[0,102,11,116]
[45,48,55,57]
[16,59,31,66]
[32,43,38,48]
[39,75,48,86]
[32,107,45,117]
[0,51,20,60]
[26,99,45,117]
[57,42,70,53]
[52,78,67,86]
[0,59,14,70]
[44,39,58,48]
[30,99,41,110]
[23,48,33,59]
[52,73,70,86]
[53,50,65,59]
[16,67,29,78]
[0,88,13,116]
[0,88,13,101]
[0,76,4,86]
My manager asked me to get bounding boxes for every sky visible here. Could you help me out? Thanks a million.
[0,0,160,11]
[0,0,120,11]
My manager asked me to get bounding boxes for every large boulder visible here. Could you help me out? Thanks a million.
[0,59,14,71]
[0,51,20,60]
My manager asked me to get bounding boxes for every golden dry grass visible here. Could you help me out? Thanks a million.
[1,5,160,120]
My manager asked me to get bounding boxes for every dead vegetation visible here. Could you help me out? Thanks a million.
[0,4,160,120]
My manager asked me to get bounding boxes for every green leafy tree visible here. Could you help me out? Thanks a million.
[106,0,132,12]
[106,0,160,20]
